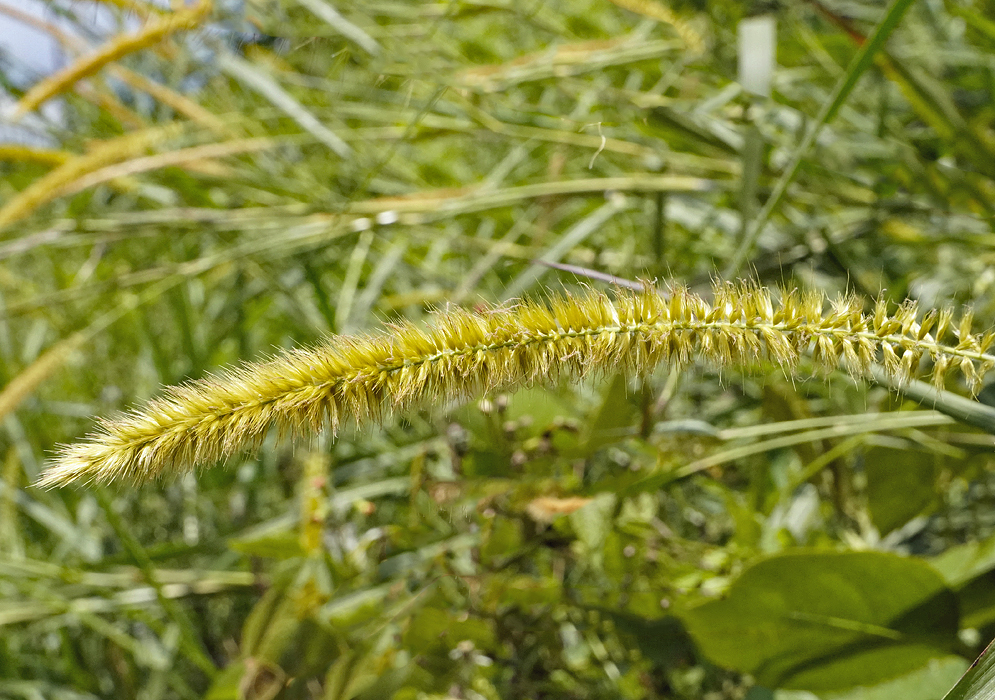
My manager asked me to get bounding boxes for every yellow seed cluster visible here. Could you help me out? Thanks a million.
[39,283,995,487]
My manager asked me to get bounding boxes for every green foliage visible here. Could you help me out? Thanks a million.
[941,638,995,700]
[3,0,995,698]
[865,446,942,537]
[682,551,959,691]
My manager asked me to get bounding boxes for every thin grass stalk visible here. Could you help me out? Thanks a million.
[0,146,70,166]
[93,488,218,676]
[2,217,349,318]
[869,365,995,434]
[108,65,231,135]
[722,0,917,277]
[0,332,88,424]
[346,175,718,216]
[215,52,352,158]
[0,277,186,423]
[11,0,211,119]
[76,79,148,129]
[0,125,183,233]
[295,0,381,56]
[59,137,276,196]
[90,0,165,18]
[40,282,995,487]
[671,412,957,481]
[454,35,681,92]
[607,0,705,53]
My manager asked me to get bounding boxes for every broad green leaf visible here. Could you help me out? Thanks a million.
[239,564,300,658]
[402,607,495,655]
[203,661,245,700]
[827,657,969,700]
[322,651,358,700]
[951,575,995,632]
[323,649,411,700]
[481,573,561,609]
[318,584,393,629]
[865,446,938,536]
[480,515,523,565]
[228,512,303,559]
[930,535,995,631]
[354,667,414,700]
[581,373,639,453]
[229,530,305,559]
[570,493,618,552]
[503,385,577,432]
[931,534,995,588]
[608,612,695,667]
[680,551,959,691]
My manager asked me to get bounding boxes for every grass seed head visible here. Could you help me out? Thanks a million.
[39,282,995,488]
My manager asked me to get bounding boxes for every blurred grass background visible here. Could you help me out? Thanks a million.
[3,0,995,698]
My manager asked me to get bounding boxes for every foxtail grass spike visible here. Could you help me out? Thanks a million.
[39,282,995,487]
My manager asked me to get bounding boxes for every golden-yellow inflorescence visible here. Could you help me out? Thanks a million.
[39,282,995,487]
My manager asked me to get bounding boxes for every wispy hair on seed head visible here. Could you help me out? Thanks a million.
[39,281,995,487]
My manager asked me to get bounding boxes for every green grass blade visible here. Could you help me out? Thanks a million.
[723,0,918,277]
[942,637,995,700]
[869,364,995,435]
